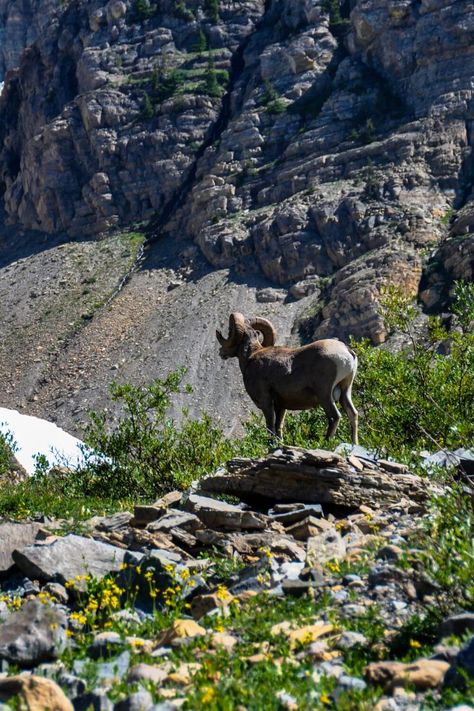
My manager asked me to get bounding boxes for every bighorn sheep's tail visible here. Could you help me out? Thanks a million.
[348,346,358,374]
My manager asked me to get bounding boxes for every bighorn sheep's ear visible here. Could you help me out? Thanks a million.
[248,317,276,347]
[216,329,225,344]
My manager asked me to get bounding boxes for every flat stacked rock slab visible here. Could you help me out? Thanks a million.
[200,446,443,508]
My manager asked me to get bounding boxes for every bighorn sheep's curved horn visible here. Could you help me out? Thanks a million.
[219,312,246,348]
[248,317,276,347]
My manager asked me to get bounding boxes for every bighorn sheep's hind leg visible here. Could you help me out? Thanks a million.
[275,405,287,440]
[339,377,359,445]
[322,398,341,441]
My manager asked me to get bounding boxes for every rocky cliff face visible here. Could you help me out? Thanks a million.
[0,0,472,432]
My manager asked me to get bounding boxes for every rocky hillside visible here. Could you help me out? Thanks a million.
[0,445,473,710]
[0,0,473,433]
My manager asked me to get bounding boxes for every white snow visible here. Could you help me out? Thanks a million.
[0,407,88,475]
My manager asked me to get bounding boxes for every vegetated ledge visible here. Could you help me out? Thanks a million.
[199,445,444,509]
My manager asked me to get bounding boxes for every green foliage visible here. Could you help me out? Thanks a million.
[349,118,376,145]
[133,0,156,21]
[174,0,194,22]
[205,0,220,23]
[141,91,154,119]
[200,55,227,97]
[417,484,474,611]
[440,206,456,226]
[353,282,474,457]
[261,80,287,114]
[0,429,17,478]
[322,0,351,35]
[195,29,208,54]
[79,369,235,500]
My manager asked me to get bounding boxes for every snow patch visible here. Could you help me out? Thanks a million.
[0,407,88,475]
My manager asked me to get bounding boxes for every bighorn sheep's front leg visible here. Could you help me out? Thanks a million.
[261,400,276,437]
[275,405,287,440]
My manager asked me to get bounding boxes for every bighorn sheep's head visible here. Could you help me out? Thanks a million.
[216,312,276,359]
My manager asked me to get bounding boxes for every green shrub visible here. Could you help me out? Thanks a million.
[200,56,227,97]
[205,0,220,23]
[134,0,156,21]
[79,369,236,500]
[175,0,194,22]
[417,484,474,611]
[0,429,17,478]
[141,91,154,119]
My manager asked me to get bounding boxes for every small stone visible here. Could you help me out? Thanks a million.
[376,545,403,562]
[211,632,237,652]
[377,460,409,474]
[74,689,114,710]
[56,672,86,698]
[335,631,368,650]
[114,690,154,711]
[0,675,73,710]
[0,523,42,576]
[337,674,367,691]
[166,662,201,685]
[157,619,206,646]
[306,530,346,565]
[42,582,69,604]
[88,632,123,659]
[127,663,172,685]
[342,574,362,585]
[444,636,474,689]
[439,613,474,639]
[191,592,232,620]
[365,658,449,691]
[287,622,333,649]
[285,516,331,541]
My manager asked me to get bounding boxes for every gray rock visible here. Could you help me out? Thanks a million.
[0,522,41,577]
[74,651,130,685]
[336,631,368,650]
[186,494,267,531]
[57,672,86,698]
[74,689,114,710]
[440,613,474,639]
[114,690,154,711]
[147,509,201,534]
[201,446,441,508]
[0,599,67,666]
[13,534,143,584]
[42,582,69,604]
[88,632,123,659]
[444,636,474,689]
[127,663,171,685]
[337,675,367,691]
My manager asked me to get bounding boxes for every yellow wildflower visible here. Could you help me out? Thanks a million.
[201,687,216,704]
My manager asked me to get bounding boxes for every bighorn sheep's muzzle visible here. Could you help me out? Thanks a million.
[216,312,246,357]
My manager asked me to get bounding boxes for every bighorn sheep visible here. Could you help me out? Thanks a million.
[216,312,358,444]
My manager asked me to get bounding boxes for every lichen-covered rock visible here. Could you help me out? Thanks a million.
[0,600,68,666]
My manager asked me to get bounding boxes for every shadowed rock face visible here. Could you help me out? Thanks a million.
[0,0,472,431]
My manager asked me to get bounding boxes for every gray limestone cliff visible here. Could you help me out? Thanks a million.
[0,0,472,432]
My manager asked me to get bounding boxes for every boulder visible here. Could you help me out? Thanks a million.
[13,534,142,584]
[0,600,68,666]
[365,659,450,691]
[0,675,73,710]
[186,494,267,531]
[0,522,42,577]
[201,446,443,508]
